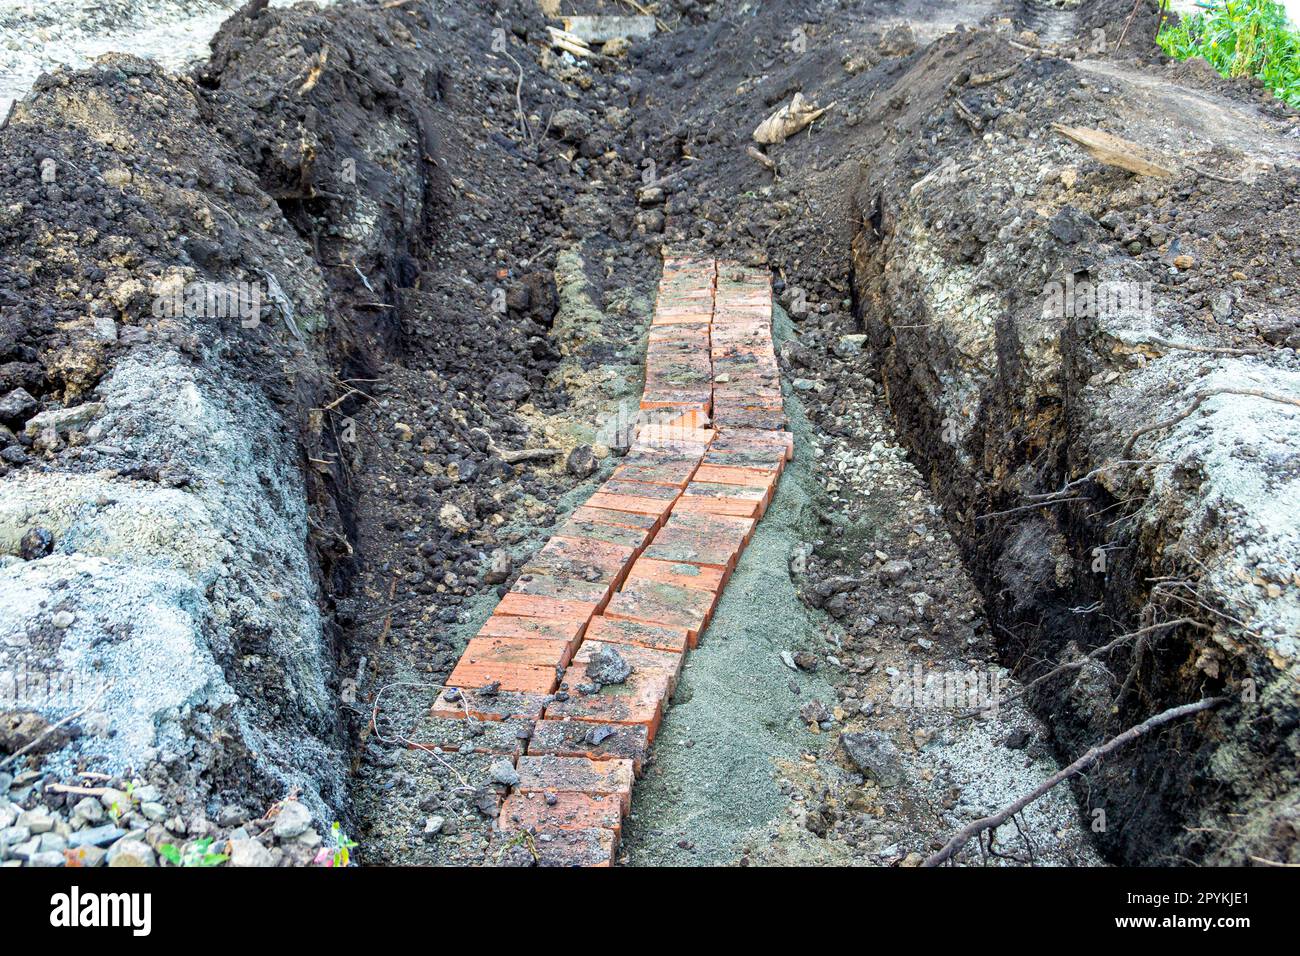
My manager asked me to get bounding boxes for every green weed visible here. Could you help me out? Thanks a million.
[1157,1,1300,107]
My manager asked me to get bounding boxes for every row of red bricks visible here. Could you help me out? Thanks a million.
[421,257,792,865]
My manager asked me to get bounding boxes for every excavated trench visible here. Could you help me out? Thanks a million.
[0,0,1296,868]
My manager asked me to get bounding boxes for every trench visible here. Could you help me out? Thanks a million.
[2,0,1295,870]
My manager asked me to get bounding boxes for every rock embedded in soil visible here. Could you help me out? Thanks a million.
[566,443,597,478]
[840,731,903,788]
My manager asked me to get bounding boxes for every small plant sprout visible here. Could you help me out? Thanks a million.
[160,836,229,868]
[313,821,358,867]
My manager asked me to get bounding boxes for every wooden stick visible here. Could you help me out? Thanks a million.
[924,697,1225,866]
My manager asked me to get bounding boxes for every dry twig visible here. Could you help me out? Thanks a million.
[925,697,1225,866]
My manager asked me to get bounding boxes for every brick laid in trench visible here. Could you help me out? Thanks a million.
[407,714,532,756]
[527,719,650,772]
[490,826,617,867]
[515,755,636,813]
[584,615,692,654]
[623,556,726,595]
[430,687,549,722]
[499,791,624,837]
[603,578,718,644]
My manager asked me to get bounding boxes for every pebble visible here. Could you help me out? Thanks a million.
[68,824,125,848]
[18,809,53,835]
[271,801,312,839]
[489,760,520,787]
[106,838,156,867]
[228,837,273,867]
[72,797,104,825]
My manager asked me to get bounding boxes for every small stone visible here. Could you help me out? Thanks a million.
[566,444,597,478]
[17,809,53,835]
[72,797,104,825]
[68,824,126,848]
[483,549,512,585]
[0,387,37,424]
[423,815,445,840]
[1211,290,1234,322]
[793,651,818,672]
[271,801,312,839]
[1004,728,1031,750]
[26,850,66,867]
[800,699,831,725]
[19,527,54,561]
[40,158,57,183]
[439,503,471,535]
[140,802,167,822]
[489,759,520,787]
[51,611,75,630]
[106,838,156,867]
[833,334,867,358]
[1172,254,1195,270]
[840,731,904,788]
[23,403,104,437]
[216,805,244,828]
[228,837,273,867]
[584,645,631,684]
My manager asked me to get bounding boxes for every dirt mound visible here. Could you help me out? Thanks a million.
[0,46,345,825]
[843,29,1300,864]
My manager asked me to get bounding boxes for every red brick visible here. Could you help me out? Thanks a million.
[633,424,715,449]
[407,714,530,756]
[702,443,785,475]
[694,463,780,488]
[587,479,681,521]
[499,791,625,837]
[720,427,794,460]
[496,591,600,624]
[713,408,789,431]
[585,615,691,654]
[447,657,559,695]
[562,510,657,545]
[527,719,650,772]
[545,642,676,740]
[430,687,548,722]
[525,536,637,586]
[641,388,713,409]
[641,512,753,571]
[511,572,612,607]
[580,639,684,693]
[460,635,572,669]
[624,556,726,594]
[515,755,636,813]
[681,479,770,515]
[476,614,585,650]
[612,456,700,488]
[603,578,717,644]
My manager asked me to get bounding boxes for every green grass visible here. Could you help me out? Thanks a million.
[1157,0,1300,107]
